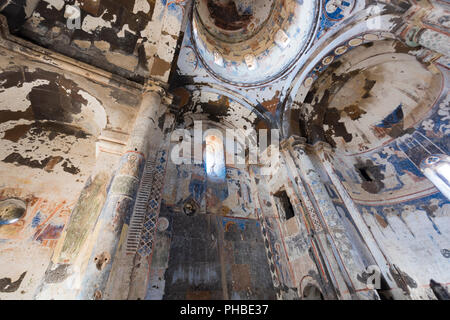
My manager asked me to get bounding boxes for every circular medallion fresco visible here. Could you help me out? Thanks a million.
[192,0,320,85]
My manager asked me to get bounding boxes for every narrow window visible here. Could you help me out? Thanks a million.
[358,167,373,182]
[274,190,295,220]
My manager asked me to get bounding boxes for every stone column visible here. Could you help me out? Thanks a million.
[281,136,380,300]
[76,81,171,300]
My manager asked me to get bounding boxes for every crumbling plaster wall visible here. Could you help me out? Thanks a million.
[297,40,443,153]
[192,0,320,84]
[0,0,189,300]
[0,30,142,298]
[324,87,450,298]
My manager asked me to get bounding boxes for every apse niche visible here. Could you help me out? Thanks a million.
[192,0,319,84]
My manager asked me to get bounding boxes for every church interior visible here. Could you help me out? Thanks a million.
[0,0,449,300]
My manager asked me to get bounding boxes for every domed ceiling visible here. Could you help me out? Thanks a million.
[192,0,320,85]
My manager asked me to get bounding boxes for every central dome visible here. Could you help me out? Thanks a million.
[192,0,320,85]
[196,0,275,43]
